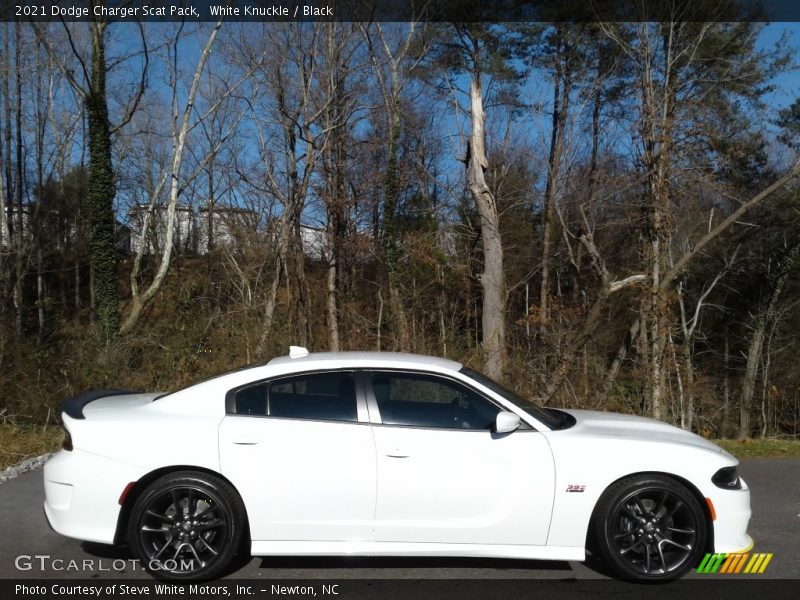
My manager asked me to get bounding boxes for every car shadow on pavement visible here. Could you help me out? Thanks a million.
[81,542,134,560]
[79,540,256,579]
[78,541,599,579]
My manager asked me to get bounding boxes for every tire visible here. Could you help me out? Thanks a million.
[590,474,708,582]
[127,470,247,581]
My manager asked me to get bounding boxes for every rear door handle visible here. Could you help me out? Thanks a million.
[386,451,409,458]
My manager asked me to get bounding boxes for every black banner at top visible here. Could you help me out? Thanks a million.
[3,0,800,23]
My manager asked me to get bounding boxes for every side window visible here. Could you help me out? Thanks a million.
[370,372,500,430]
[233,372,358,423]
[235,384,267,416]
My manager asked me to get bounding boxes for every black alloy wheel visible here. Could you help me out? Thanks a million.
[591,474,708,581]
[127,471,246,581]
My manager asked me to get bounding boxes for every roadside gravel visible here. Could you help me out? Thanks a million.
[0,453,53,484]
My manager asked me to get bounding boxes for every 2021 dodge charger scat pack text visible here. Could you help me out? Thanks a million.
[43,348,752,581]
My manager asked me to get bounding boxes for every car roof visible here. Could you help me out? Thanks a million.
[267,351,463,373]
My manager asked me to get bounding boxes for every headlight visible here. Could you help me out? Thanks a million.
[712,466,741,490]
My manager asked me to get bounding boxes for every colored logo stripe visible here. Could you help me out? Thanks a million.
[697,553,773,574]
[697,553,727,573]
[744,553,773,574]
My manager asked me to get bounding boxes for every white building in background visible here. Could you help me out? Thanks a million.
[299,224,328,260]
[128,204,194,255]
[0,205,31,248]
[437,223,459,258]
[125,203,336,260]
[197,206,258,255]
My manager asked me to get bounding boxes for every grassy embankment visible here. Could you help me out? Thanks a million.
[715,438,800,459]
[0,424,64,470]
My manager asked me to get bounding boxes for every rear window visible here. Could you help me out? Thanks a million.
[234,372,357,423]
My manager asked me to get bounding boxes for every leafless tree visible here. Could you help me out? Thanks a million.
[361,19,429,351]
[121,21,253,334]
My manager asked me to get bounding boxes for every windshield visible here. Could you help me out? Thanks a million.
[459,367,571,430]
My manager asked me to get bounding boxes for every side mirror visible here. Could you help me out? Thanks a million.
[495,411,521,434]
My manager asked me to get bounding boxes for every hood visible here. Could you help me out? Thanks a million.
[560,408,731,457]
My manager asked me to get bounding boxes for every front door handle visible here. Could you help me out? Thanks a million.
[233,441,259,446]
[386,451,409,458]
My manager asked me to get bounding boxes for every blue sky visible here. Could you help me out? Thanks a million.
[758,23,800,109]
[89,21,800,222]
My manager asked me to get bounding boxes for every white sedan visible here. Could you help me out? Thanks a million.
[44,348,752,581]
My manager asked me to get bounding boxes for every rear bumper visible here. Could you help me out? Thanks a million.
[43,449,144,545]
[710,476,752,553]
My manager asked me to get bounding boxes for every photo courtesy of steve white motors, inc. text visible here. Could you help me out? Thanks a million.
[15,583,341,597]
[14,3,335,19]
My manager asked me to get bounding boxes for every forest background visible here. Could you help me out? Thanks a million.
[3,2,800,448]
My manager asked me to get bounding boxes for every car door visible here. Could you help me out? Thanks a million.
[218,370,376,542]
[366,370,555,546]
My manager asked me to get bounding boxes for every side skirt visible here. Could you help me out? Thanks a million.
[250,541,585,562]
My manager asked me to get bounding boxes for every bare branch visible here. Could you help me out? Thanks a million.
[31,23,87,99]
[110,21,149,135]
[663,160,800,290]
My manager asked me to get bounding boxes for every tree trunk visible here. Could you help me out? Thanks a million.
[34,37,47,342]
[326,224,340,352]
[722,329,730,438]
[383,115,410,351]
[74,261,81,312]
[739,241,799,439]
[325,145,345,354]
[540,27,571,333]
[207,164,215,254]
[0,143,7,307]
[0,168,7,318]
[86,21,120,342]
[601,319,640,403]
[255,222,287,358]
[740,318,765,439]
[760,332,774,438]
[682,341,695,431]
[36,247,44,340]
[639,25,676,420]
[291,217,311,346]
[0,30,8,313]
[318,24,355,353]
[89,261,95,318]
[13,21,23,337]
[468,71,505,379]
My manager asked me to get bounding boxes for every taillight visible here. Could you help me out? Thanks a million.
[118,482,136,506]
[62,426,73,451]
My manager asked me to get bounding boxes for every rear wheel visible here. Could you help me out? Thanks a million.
[591,474,707,582]
[127,471,246,581]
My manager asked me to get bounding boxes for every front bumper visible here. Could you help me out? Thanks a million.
[710,476,752,553]
[43,449,145,545]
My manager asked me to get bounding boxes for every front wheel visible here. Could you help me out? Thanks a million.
[590,474,708,582]
[127,471,246,581]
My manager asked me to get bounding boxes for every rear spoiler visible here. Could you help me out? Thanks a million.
[61,389,137,420]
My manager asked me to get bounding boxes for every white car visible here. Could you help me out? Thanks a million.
[44,348,752,582]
